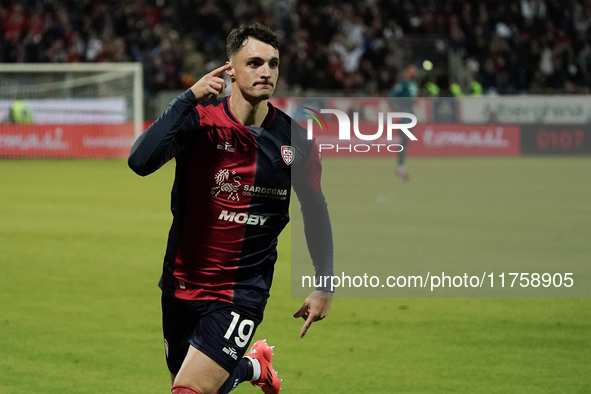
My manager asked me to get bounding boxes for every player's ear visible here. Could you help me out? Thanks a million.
[226,61,236,81]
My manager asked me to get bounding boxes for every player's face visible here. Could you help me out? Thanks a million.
[228,38,279,101]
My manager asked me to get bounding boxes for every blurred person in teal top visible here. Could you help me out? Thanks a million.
[389,64,417,181]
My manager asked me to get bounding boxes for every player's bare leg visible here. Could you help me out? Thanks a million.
[173,346,230,394]
[171,341,280,394]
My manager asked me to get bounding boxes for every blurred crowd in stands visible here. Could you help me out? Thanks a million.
[2,0,591,95]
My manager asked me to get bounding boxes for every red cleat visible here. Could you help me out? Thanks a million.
[395,168,410,181]
[247,340,281,394]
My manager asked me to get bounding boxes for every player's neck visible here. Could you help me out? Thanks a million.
[228,93,268,127]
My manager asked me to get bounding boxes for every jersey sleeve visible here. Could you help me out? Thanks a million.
[128,89,201,176]
[293,140,335,292]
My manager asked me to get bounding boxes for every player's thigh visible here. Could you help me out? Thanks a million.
[162,293,201,376]
[164,296,263,391]
[187,302,263,374]
[174,345,230,394]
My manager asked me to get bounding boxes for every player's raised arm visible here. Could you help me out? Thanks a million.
[128,64,230,176]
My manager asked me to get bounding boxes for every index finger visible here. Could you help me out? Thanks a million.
[208,63,231,76]
[300,312,315,338]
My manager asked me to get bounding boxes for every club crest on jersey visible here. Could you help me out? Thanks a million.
[281,145,295,165]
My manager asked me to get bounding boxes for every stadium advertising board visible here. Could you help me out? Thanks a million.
[520,124,591,155]
[0,98,127,124]
[408,124,521,157]
[0,124,135,158]
[460,96,591,124]
[302,122,520,157]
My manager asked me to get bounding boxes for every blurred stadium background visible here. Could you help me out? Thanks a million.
[3,0,591,114]
[1,1,590,393]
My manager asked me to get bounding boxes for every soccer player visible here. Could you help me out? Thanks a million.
[389,64,418,181]
[128,23,334,394]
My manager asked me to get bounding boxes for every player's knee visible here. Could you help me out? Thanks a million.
[171,385,204,394]
[173,372,221,394]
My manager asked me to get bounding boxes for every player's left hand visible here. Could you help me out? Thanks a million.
[293,290,332,338]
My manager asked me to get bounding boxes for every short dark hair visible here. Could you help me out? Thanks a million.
[226,23,279,59]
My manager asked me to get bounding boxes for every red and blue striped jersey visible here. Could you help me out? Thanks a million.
[129,90,333,308]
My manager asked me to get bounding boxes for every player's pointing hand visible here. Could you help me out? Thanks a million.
[190,63,231,101]
[293,290,332,338]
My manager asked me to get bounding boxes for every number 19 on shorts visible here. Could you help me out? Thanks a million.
[224,311,254,348]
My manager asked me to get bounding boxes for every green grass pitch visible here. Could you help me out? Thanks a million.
[0,157,589,393]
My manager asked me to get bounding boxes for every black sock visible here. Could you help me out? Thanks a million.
[216,358,254,394]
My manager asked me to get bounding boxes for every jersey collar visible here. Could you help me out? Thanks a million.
[223,95,277,128]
